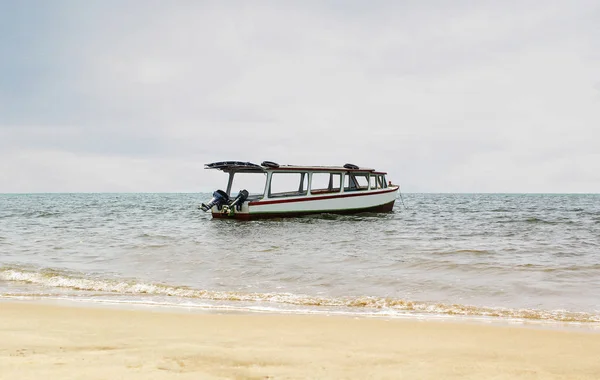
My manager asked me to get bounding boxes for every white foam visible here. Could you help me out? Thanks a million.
[2,267,600,325]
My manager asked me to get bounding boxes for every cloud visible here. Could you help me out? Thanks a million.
[1,0,599,192]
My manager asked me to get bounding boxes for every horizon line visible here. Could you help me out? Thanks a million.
[1,192,599,195]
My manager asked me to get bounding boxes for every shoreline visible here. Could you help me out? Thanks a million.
[1,300,600,379]
[2,295,600,333]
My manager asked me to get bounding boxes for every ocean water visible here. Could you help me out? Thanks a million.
[1,193,599,328]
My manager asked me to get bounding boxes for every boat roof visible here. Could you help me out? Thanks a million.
[204,161,385,174]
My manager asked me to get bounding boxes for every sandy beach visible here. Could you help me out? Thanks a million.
[0,302,598,379]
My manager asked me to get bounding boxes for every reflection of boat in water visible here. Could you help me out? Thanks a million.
[201,161,399,220]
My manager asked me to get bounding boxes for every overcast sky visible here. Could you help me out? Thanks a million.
[1,0,599,193]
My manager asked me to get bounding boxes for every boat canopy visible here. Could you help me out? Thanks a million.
[204,161,265,173]
[204,161,381,174]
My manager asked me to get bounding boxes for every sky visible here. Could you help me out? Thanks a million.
[1,0,599,193]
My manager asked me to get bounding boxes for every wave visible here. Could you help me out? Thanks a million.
[486,216,581,225]
[523,217,558,224]
[402,260,600,274]
[1,266,599,324]
[13,210,64,218]
[432,249,492,255]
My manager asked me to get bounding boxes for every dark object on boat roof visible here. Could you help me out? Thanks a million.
[261,161,280,168]
[343,163,359,170]
[205,161,262,169]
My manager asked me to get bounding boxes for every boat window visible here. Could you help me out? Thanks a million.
[382,175,387,188]
[369,175,378,190]
[311,173,341,194]
[344,173,369,191]
[377,175,384,189]
[354,174,369,189]
[229,172,267,198]
[269,172,308,197]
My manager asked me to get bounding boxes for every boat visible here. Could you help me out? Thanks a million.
[200,161,399,220]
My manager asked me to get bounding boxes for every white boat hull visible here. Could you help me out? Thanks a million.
[211,186,398,220]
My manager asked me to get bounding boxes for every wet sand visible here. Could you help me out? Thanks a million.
[1,302,599,379]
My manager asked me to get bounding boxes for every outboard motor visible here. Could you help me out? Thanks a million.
[229,189,249,211]
[200,190,229,212]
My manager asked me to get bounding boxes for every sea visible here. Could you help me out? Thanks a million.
[1,193,599,329]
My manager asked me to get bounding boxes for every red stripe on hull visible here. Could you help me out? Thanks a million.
[211,201,396,220]
[248,186,399,206]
